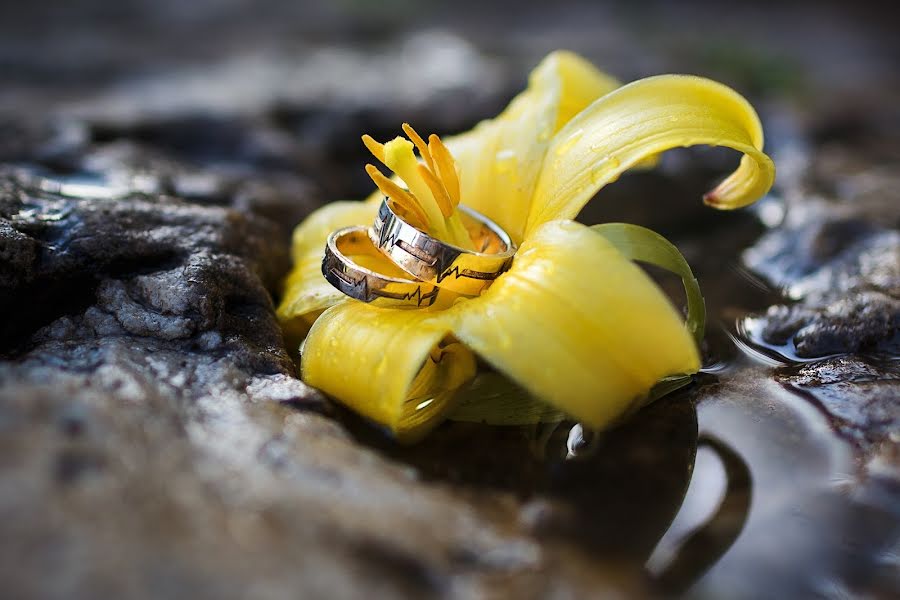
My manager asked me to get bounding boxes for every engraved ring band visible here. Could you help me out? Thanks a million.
[322,226,441,308]
[370,198,517,296]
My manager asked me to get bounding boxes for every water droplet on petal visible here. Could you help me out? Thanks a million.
[494,149,517,174]
[555,128,584,156]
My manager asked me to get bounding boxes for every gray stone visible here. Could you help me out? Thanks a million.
[760,290,900,357]
[775,356,900,453]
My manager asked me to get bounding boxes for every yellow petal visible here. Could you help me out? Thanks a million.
[277,200,380,340]
[444,50,621,244]
[301,302,476,442]
[526,75,776,236]
[453,220,700,429]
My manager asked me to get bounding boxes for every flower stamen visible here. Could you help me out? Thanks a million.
[417,163,454,218]
[401,122,435,172]
[427,134,461,207]
[365,164,429,229]
[361,134,385,163]
[362,125,474,250]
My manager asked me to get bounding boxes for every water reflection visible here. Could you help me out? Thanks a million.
[9,165,151,200]
[327,256,893,595]
[733,315,844,366]
[537,397,698,565]
[649,435,752,595]
[339,387,758,590]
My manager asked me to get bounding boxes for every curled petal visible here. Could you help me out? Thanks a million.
[445,50,621,244]
[592,222,706,345]
[301,303,475,442]
[277,200,380,340]
[453,220,700,429]
[526,75,776,236]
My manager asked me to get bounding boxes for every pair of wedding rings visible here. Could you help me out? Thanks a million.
[322,199,517,307]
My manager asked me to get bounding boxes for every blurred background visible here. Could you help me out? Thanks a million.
[2,0,897,104]
[3,0,897,211]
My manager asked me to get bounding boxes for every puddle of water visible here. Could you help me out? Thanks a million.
[331,240,892,595]
[9,164,159,200]
[732,314,847,366]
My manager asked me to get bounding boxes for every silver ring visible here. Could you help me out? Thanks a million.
[370,199,516,295]
[322,226,440,307]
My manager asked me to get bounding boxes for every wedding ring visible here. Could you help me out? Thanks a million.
[323,226,440,307]
[370,199,516,295]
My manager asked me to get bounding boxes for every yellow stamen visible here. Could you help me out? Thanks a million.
[428,134,461,207]
[390,202,430,232]
[361,134,385,163]
[365,164,430,228]
[417,164,454,219]
[401,123,435,172]
[383,137,448,236]
[362,131,473,249]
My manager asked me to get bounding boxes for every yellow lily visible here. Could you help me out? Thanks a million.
[277,50,775,441]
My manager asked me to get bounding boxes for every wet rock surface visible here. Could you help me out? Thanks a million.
[2,1,899,599]
[739,97,900,468]
[775,356,898,452]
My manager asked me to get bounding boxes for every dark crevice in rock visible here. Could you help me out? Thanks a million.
[0,274,99,356]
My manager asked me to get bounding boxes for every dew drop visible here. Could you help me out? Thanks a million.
[555,128,584,156]
[494,149,517,174]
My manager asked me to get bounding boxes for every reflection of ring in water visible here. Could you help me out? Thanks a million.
[648,434,753,595]
[538,395,699,564]
[334,380,749,590]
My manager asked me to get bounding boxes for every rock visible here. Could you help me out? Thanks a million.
[740,163,900,378]
[743,216,900,302]
[775,356,900,454]
[0,166,304,353]
[759,290,900,357]
[739,111,900,467]
[742,100,900,358]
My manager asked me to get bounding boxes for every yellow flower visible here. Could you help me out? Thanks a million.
[277,51,775,441]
